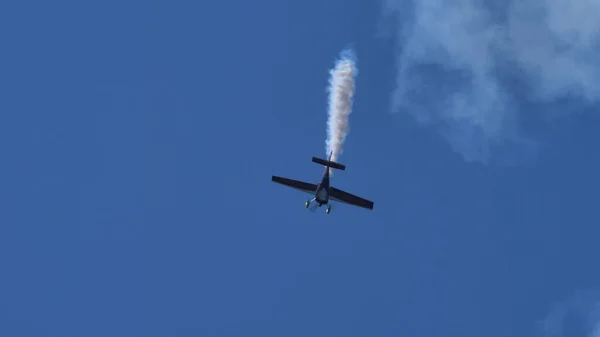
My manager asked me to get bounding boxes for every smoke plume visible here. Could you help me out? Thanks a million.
[326,48,358,164]
[379,0,600,164]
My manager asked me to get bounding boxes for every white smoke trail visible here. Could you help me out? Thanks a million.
[379,0,600,164]
[325,48,358,164]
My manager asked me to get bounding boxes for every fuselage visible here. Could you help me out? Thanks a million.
[314,167,330,206]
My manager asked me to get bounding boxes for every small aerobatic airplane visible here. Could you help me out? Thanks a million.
[271,152,374,214]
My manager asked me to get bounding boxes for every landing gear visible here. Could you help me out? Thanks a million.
[305,199,330,214]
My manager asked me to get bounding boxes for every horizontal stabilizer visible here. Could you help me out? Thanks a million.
[312,157,345,170]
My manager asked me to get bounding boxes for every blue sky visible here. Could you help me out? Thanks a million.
[2,0,600,336]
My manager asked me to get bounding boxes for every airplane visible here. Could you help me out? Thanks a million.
[271,152,374,214]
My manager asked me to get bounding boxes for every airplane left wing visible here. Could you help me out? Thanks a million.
[272,176,317,195]
[330,187,374,210]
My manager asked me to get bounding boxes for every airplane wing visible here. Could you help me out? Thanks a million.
[271,176,317,195]
[330,187,374,210]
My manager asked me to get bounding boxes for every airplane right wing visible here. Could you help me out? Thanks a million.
[271,176,318,195]
[330,187,374,210]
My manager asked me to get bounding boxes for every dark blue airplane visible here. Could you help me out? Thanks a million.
[271,152,374,214]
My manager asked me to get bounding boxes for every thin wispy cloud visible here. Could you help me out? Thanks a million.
[380,0,600,164]
[538,290,600,337]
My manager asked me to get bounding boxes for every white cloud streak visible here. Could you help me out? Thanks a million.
[380,0,600,163]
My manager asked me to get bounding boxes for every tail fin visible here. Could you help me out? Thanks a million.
[312,153,345,170]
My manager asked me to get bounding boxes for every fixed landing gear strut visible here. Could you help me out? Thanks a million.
[305,199,331,214]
